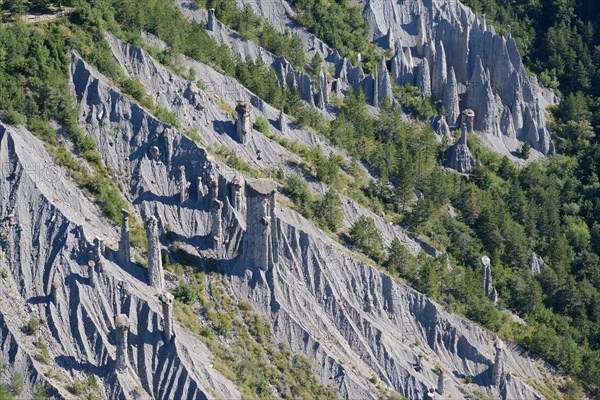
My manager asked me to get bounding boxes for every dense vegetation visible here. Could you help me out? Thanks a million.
[290,0,381,72]
[319,87,599,396]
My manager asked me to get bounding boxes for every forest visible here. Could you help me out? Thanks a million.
[0,0,598,397]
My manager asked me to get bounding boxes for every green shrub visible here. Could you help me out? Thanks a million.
[1,269,8,279]
[173,282,197,305]
[3,109,26,126]
[121,78,147,103]
[68,381,85,396]
[284,173,314,217]
[33,383,49,400]
[521,141,531,160]
[24,318,40,336]
[9,372,24,396]
[314,189,343,232]
[28,118,56,144]
[153,106,182,129]
[393,84,436,119]
[36,338,51,364]
[253,117,270,134]
[215,311,232,337]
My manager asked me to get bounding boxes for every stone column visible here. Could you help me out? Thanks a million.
[146,216,164,291]
[230,176,244,211]
[462,109,475,133]
[178,166,189,204]
[207,8,215,31]
[164,127,174,165]
[209,175,219,201]
[88,260,96,288]
[277,109,286,134]
[372,69,379,108]
[245,180,277,270]
[160,292,175,342]
[492,339,506,386]
[50,280,61,304]
[118,209,131,266]
[481,256,498,305]
[197,177,207,201]
[437,369,444,395]
[235,102,251,144]
[416,354,423,372]
[211,199,223,250]
[318,65,328,106]
[93,237,104,273]
[114,314,129,372]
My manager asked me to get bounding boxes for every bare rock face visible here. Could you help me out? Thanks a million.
[529,252,546,275]
[235,101,252,144]
[0,122,242,399]
[443,67,461,126]
[114,314,130,372]
[481,256,498,306]
[243,180,277,270]
[362,0,555,155]
[62,49,555,399]
[209,0,556,156]
[145,216,164,291]
[444,122,474,173]
[435,115,453,142]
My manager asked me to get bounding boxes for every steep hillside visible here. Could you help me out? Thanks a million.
[0,0,598,399]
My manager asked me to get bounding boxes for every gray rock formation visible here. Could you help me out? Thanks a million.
[391,42,414,86]
[443,68,460,126]
[230,176,245,212]
[492,339,506,386]
[146,216,164,291]
[0,122,242,399]
[417,57,432,98]
[377,55,393,104]
[160,292,175,342]
[178,165,190,204]
[481,256,498,306]
[93,236,104,272]
[118,209,131,266]
[435,115,452,141]
[213,0,557,156]
[244,180,277,270]
[444,120,475,173]
[114,314,130,372]
[211,198,224,251]
[56,46,556,399]
[432,41,447,100]
[164,127,175,165]
[207,8,215,31]
[463,109,475,133]
[529,252,546,275]
[197,176,208,200]
[437,369,445,395]
[50,280,61,305]
[235,102,251,144]
[88,260,96,288]
[277,108,286,133]
[361,0,556,155]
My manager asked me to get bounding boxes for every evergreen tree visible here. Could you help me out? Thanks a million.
[349,216,383,261]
